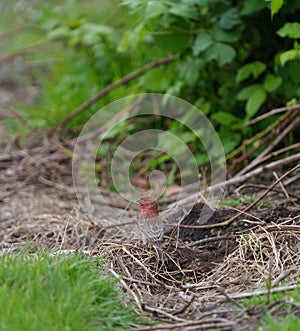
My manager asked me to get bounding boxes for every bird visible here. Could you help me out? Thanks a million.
[136,196,165,261]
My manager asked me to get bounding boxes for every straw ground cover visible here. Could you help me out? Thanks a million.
[1,164,299,330]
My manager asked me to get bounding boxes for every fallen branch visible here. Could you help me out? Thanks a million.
[226,163,300,223]
[172,163,300,229]
[52,55,177,131]
[169,153,300,209]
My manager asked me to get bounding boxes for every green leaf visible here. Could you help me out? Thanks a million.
[158,135,187,155]
[143,67,173,92]
[195,154,209,166]
[155,34,189,52]
[219,8,240,30]
[279,49,300,66]
[47,26,72,40]
[212,25,240,43]
[246,87,266,117]
[241,0,268,15]
[212,111,240,125]
[288,60,300,84]
[164,81,184,98]
[271,0,284,17]
[277,22,300,39]
[169,4,199,20]
[145,1,166,19]
[192,33,213,56]
[195,98,211,115]
[179,57,205,86]
[236,61,266,83]
[205,42,236,66]
[263,74,282,92]
[219,128,241,153]
[237,84,261,100]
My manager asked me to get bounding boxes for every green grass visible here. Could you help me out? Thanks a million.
[241,284,300,330]
[0,251,143,331]
[220,195,269,207]
[262,313,300,331]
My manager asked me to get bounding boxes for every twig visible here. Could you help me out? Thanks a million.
[273,171,289,199]
[217,287,244,309]
[227,205,263,223]
[244,104,300,125]
[121,247,166,286]
[210,163,300,225]
[258,225,300,233]
[38,177,75,193]
[0,143,71,163]
[173,295,196,315]
[227,112,291,162]
[217,284,299,301]
[52,55,177,130]
[181,282,217,289]
[237,117,300,176]
[284,171,300,186]
[187,235,237,247]
[116,256,158,290]
[234,110,299,166]
[258,142,300,165]
[227,163,300,224]
[0,25,25,41]
[171,163,300,229]
[134,318,235,331]
[9,107,36,131]
[235,183,300,200]
[254,117,299,162]
[143,305,187,322]
[121,276,161,287]
[169,153,300,208]
[0,172,37,201]
[273,266,299,286]
[75,96,145,144]
[109,268,143,313]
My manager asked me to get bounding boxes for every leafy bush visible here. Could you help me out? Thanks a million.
[121,0,300,153]
[2,0,299,183]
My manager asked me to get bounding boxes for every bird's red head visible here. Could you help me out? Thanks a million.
[137,196,159,215]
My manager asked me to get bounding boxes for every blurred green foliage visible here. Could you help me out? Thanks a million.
[1,0,299,184]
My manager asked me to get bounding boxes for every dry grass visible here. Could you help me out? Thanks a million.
[1,166,300,330]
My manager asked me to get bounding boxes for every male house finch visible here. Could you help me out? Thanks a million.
[136,196,164,260]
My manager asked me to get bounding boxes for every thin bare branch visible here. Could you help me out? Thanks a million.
[244,104,300,125]
[52,55,177,130]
